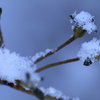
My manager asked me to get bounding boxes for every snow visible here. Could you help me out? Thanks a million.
[77,38,100,63]
[0,48,41,86]
[40,87,70,100]
[70,11,97,34]
[83,23,97,34]
[40,87,79,100]
[32,49,53,62]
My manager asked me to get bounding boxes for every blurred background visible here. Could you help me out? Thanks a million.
[0,0,100,100]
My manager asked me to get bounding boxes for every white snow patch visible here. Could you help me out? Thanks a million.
[40,87,69,100]
[77,38,100,62]
[0,48,41,86]
[70,11,97,34]
[32,49,53,62]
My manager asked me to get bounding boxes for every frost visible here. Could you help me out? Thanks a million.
[32,49,53,62]
[40,87,70,100]
[77,38,100,63]
[0,48,41,86]
[70,11,97,34]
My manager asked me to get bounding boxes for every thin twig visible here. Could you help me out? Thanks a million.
[34,35,77,64]
[36,58,80,72]
[0,8,4,47]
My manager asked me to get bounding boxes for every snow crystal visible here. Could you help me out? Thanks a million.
[32,49,53,62]
[0,48,41,86]
[70,11,97,34]
[40,87,69,100]
[77,38,100,62]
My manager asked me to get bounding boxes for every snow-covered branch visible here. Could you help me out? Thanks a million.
[0,47,76,100]
[34,35,77,64]
[0,80,77,100]
[77,38,100,66]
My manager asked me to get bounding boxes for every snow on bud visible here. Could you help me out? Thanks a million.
[77,38,100,66]
[70,11,97,38]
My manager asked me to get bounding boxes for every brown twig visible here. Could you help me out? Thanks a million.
[34,35,77,64]
[0,8,4,47]
[36,58,80,72]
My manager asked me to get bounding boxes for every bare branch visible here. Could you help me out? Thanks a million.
[0,8,4,47]
[36,58,80,72]
[35,35,77,64]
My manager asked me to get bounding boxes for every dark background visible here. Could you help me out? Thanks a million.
[0,0,100,100]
